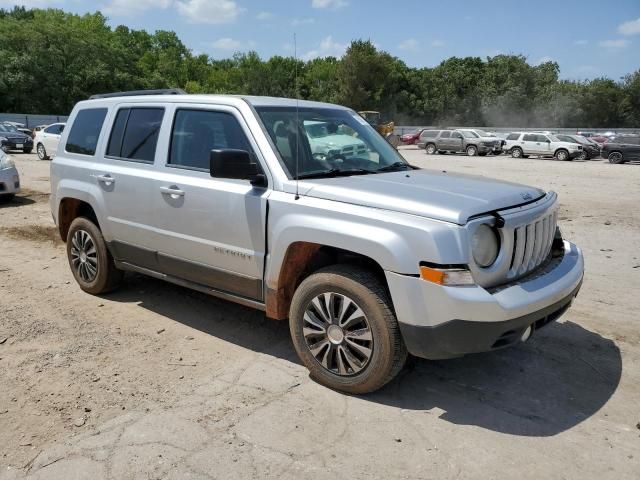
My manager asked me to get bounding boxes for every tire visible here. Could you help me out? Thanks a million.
[555,149,570,161]
[23,148,32,154]
[511,147,523,158]
[466,145,478,156]
[577,151,588,161]
[425,143,436,155]
[608,151,625,164]
[66,217,123,295]
[36,143,49,160]
[289,265,407,394]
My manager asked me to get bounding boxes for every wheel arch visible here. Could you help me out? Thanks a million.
[58,197,101,241]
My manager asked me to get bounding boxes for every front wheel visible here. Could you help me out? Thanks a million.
[466,145,478,156]
[66,217,123,295]
[511,147,523,158]
[36,143,49,160]
[555,149,570,161]
[289,265,407,394]
[425,143,437,155]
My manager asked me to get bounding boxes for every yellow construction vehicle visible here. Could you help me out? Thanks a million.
[357,111,400,148]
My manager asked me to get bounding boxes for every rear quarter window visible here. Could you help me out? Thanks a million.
[65,109,107,156]
[506,133,520,140]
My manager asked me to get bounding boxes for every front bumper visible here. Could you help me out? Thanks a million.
[1,139,33,151]
[386,240,584,359]
[568,150,583,159]
[0,166,21,195]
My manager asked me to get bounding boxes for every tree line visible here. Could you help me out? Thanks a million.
[1,7,638,127]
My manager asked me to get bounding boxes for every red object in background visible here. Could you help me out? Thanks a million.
[400,129,426,145]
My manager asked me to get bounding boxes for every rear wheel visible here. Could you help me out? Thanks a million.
[466,145,478,156]
[289,265,407,394]
[608,151,625,164]
[36,143,49,160]
[66,217,123,295]
[425,143,436,155]
[511,147,523,158]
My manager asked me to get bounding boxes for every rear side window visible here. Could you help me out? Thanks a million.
[624,136,640,145]
[506,133,520,140]
[65,109,106,156]
[106,107,164,162]
[168,109,253,170]
[523,134,537,142]
[439,131,451,139]
[421,130,439,138]
[45,124,65,135]
[536,134,550,142]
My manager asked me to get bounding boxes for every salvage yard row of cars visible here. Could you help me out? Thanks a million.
[412,128,640,164]
[0,121,65,160]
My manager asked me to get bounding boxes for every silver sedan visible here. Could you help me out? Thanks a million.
[0,150,20,202]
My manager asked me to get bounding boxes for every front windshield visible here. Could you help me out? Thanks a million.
[475,130,492,137]
[548,134,561,142]
[460,130,479,138]
[255,106,408,178]
[572,136,590,145]
[0,124,18,133]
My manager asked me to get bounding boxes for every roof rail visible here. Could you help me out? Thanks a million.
[88,88,187,100]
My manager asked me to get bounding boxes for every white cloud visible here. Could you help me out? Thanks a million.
[176,0,245,24]
[431,40,445,48]
[103,0,170,16]
[398,38,419,51]
[0,0,60,6]
[598,39,630,49]
[210,38,243,50]
[256,11,274,20]
[302,35,347,60]
[618,17,640,36]
[535,56,554,65]
[574,39,588,46]
[312,0,348,9]
[292,17,315,26]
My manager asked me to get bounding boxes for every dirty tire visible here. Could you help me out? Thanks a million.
[66,217,123,295]
[425,143,436,155]
[511,147,523,158]
[289,265,407,394]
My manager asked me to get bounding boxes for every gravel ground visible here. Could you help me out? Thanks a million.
[0,149,639,479]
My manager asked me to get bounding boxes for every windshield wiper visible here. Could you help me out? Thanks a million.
[296,168,374,180]
[376,161,413,172]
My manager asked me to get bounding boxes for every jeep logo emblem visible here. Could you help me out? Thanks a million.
[521,192,533,201]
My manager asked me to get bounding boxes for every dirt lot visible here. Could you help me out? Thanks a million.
[1,149,639,479]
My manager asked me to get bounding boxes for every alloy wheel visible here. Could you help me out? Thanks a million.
[302,292,373,376]
[70,229,98,283]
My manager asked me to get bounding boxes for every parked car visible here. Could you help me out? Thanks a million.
[423,129,503,156]
[457,129,505,155]
[504,132,583,161]
[0,122,34,153]
[416,129,440,149]
[50,90,584,394]
[400,128,427,145]
[555,134,600,160]
[0,149,20,202]
[601,134,640,164]
[33,122,65,160]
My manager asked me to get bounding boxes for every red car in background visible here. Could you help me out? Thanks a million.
[401,128,426,145]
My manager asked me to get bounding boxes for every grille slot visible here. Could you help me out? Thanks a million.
[508,210,557,278]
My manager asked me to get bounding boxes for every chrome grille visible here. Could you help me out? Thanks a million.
[508,210,557,278]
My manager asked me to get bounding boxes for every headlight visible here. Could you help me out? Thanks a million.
[472,224,500,267]
[0,154,15,170]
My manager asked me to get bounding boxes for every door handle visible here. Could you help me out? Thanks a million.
[160,186,185,197]
[95,174,115,185]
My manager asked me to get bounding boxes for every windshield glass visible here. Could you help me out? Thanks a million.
[0,124,18,133]
[572,136,590,145]
[255,106,408,178]
[460,130,478,138]
[475,130,492,137]
[548,134,561,142]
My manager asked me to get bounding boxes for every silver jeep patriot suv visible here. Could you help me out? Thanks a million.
[50,90,584,393]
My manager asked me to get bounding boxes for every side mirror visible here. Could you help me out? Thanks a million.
[209,149,266,187]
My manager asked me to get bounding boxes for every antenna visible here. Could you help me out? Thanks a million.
[294,33,300,201]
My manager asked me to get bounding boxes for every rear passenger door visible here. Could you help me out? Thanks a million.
[95,105,167,259]
[151,105,269,301]
[537,135,552,155]
[522,134,540,155]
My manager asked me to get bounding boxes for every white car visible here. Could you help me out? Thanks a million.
[303,120,369,161]
[34,122,66,160]
[504,132,583,161]
[0,150,20,202]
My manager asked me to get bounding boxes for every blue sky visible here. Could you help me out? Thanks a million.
[4,0,640,79]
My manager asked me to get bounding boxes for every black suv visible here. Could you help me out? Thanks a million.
[0,123,33,153]
[601,134,640,164]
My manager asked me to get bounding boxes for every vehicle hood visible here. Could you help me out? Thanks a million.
[3,132,31,141]
[477,136,501,142]
[553,141,581,149]
[300,169,546,224]
[310,135,365,149]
